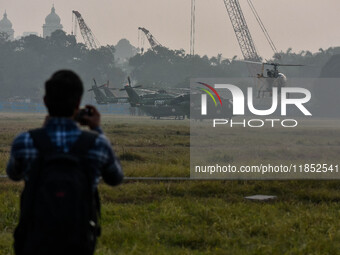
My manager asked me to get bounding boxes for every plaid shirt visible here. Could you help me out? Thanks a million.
[6,118,123,186]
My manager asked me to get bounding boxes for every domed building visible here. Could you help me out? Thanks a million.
[43,5,63,38]
[0,11,14,40]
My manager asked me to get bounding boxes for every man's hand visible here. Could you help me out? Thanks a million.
[81,105,101,130]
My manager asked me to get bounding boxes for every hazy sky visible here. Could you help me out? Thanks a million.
[1,0,340,59]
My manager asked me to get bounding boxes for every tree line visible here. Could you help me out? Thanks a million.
[1,30,340,100]
[0,30,124,100]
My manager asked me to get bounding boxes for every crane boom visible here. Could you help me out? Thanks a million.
[222,0,260,61]
[72,10,100,50]
[138,27,161,50]
[190,0,196,55]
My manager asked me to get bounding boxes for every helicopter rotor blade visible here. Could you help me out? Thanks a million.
[278,64,304,67]
[235,60,263,65]
[120,85,141,91]
[98,84,107,89]
[235,60,305,67]
[264,62,304,67]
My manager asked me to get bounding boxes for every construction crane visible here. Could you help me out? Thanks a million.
[222,0,279,62]
[138,27,162,51]
[72,10,101,50]
[190,0,196,55]
[222,0,260,62]
[223,0,291,98]
[245,0,278,57]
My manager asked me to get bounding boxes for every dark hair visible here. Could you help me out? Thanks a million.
[45,70,84,117]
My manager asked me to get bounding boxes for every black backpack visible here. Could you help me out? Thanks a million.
[14,128,101,255]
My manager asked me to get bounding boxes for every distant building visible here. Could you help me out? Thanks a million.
[114,39,138,63]
[15,32,39,40]
[23,32,38,37]
[0,11,14,40]
[42,5,63,38]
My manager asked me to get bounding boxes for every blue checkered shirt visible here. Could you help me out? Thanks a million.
[6,118,123,186]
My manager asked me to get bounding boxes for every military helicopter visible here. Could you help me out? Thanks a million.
[88,79,108,104]
[97,80,128,103]
[88,79,128,104]
[120,77,189,119]
[98,81,116,99]
[120,77,177,106]
[142,95,190,119]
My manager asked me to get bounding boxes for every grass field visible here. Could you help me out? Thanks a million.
[0,113,340,255]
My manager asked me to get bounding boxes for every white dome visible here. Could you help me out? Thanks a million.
[0,12,13,29]
[45,6,61,24]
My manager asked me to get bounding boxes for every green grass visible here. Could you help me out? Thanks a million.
[0,113,340,254]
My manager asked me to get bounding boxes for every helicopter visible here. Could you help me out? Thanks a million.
[88,79,108,104]
[88,79,128,104]
[120,77,177,107]
[120,77,189,119]
[97,80,128,104]
[98,80,116,99]
[241,61,303,98]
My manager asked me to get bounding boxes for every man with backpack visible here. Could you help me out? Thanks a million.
[6,70,124,255]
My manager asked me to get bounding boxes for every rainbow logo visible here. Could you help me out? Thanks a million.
[197,82,223,107]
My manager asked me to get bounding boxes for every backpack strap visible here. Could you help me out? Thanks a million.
[30,128,98,155]
[70,131,98,155]
[70,130,101,236]
[29,128,56,154]
[70,130,100,214]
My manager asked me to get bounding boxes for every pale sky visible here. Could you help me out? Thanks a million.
[1,0,340,59]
